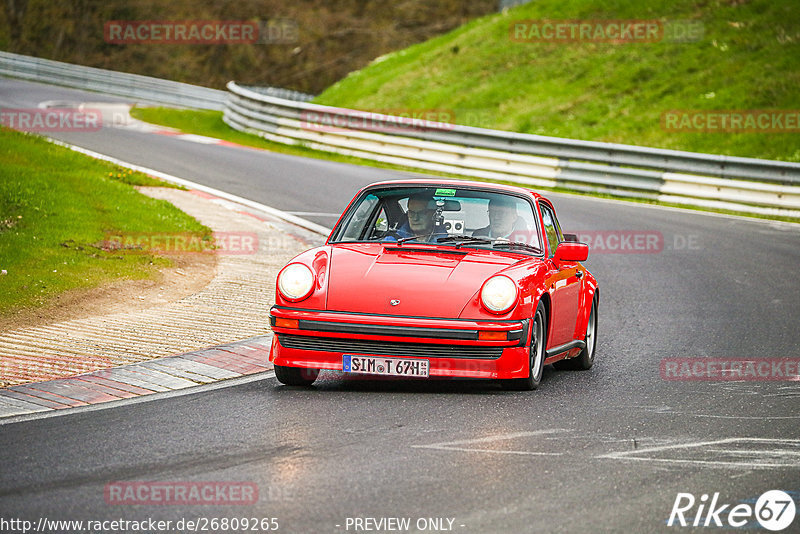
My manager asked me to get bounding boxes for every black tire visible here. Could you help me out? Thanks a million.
[274,365,319,386]
[501,301,547,391]
[555,296,597,371]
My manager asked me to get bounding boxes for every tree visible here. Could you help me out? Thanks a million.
[4,0,28,50]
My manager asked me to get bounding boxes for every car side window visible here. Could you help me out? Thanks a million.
[374,207,389,232]
[540,203,561,257]
[340,194,379,241]
[361,206,390,240]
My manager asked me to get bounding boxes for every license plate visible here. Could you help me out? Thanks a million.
[342,355,429,378]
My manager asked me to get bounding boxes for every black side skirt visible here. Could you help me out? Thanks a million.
[546,339,586,359]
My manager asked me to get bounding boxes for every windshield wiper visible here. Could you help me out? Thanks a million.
[394,235,541,254]
[492,241,542,254]
[395,235,427,244]
[436,235,494,249]
[437,235,541,253]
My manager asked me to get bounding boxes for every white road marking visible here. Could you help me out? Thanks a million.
[599,437,800,469]
[176,133,221,144]
[412,429,566,456]
[670,413,800,420]
[286,211,342,217]
[421,447,561,456]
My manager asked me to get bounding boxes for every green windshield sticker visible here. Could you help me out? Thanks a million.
[435,188,457,197]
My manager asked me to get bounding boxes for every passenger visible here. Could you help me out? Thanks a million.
[472,196,528,239]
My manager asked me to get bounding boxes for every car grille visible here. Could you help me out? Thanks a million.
[277,334,503,359]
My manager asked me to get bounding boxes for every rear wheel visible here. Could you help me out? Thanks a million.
[555,296,597,371]
[274,365,319,386]
[501,301,547,391]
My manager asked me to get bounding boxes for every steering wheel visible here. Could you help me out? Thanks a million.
[369,229,402,241]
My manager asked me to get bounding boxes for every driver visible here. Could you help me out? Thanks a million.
[395,193,448,242]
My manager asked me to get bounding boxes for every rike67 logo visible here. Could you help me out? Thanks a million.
[668,490,796,531]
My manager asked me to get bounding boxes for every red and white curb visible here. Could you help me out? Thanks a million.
[151,128,253,150]
[87,102,261,150]
[0,336,274,419]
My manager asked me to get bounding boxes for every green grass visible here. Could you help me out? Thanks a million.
[0,128,211,314]
[106,167,183,188]
[315,0,800,162]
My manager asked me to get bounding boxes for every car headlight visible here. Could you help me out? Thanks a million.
[278,263,315,301]
[480,275,518,314]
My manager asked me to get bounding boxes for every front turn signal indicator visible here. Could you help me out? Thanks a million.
[478,331,507,341]
[275,318,299,329]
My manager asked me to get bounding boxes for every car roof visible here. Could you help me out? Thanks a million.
[361,179,547,201]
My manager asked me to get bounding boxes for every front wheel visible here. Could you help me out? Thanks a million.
[274,365,319,386]
[501,301,547,391]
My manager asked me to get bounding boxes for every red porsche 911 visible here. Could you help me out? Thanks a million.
[269,179,598,390]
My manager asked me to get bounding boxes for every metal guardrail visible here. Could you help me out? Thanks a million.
[0,52,315,110]
[0,51,226,110]
[224,81,800,217]
[240,85,315,103]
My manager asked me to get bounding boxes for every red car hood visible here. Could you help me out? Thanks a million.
[326,244,522,317]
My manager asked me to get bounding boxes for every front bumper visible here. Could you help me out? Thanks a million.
[269,306,530,379]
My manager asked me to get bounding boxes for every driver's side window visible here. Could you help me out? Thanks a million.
[540,204,561,257]
[366,205,405,240]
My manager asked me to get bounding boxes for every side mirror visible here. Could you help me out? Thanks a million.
[562,233,579,243]
[553,242,588,262]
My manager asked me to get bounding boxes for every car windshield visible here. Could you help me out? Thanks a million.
[330,186,542,254]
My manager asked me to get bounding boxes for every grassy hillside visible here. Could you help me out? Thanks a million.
[0,128,209,314]
[315,0,800,161]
